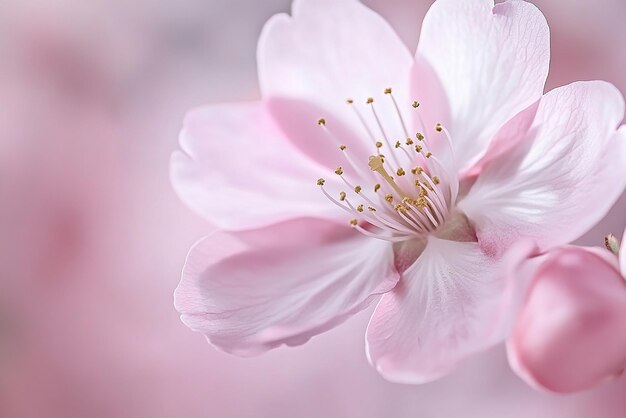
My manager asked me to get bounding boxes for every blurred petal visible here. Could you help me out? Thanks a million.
[366,237,507,383]
[459,82,626,255]
[175,218,399,356]
[507,246,626,393]
[417,0,550,171]
[171,102,341,230]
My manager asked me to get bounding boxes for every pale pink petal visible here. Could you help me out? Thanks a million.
[459,82,626,255]
[171,102,342,230]
[366,237,508,383]
[417,0,550,171]
[507,246,626,393]
[175,218,399,356]
[258,0,414,168]
[464,101,540,178]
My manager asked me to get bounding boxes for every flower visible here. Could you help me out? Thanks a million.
[171,0,626,383]
[506,230,626,393]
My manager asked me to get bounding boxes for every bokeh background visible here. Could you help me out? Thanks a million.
[0,0,625,417]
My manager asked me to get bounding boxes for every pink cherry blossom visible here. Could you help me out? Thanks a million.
[172,0,626,383]
[507,229,626,393]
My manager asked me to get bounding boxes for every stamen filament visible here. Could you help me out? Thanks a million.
[353,224,413,242]
[385,89,410,139]
[368,100,401,168]
[347,100,378,148]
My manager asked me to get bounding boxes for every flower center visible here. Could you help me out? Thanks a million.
[316,88,457,243]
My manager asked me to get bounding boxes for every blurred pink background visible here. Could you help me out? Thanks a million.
[0,0,625,417]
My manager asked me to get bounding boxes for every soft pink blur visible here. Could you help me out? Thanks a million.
[0,1,625,417]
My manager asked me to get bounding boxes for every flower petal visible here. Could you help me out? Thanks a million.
[417,0,550,171]
[175,218,399,356]
[258,0,414,168]
[507,246,626,393]
[259,0,412,108]
[458,82,626,254]
[366,237,507,383]
[171,102,342,230]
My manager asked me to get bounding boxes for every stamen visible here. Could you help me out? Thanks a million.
[344,198,408,233]
[385,87,410,139]
[368,99,400,167]
[412,100,428,134]
[419,171,447,218]
[319,185,353,215]
[396,206,426,232]
[318,122,367,178]
[346,99,378,147]
[353,224,413,243]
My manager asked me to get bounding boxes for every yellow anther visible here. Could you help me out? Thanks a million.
[384,88,392,94]
[357,204,364,212]
[366,97,374,104]
[395,140,401,148]
[415,145,423,153]
[414,179,420,186]
[395,204,408,213]
[411,166,424,175]
[385,193,393,202]
[435,123,443,132]
[416,132,424,141]
[406,138,414,145]
[374,183,381,192]
[318,118,326,126]
[420,187,428,197]
[433,176,440,185]
[354,185,362,193]
[368,206,377,212]
[339,191,347,201]
[375,141,383,148]
[349,219,358,226]
[346,98,354,104]
[339,144,347,151]
[335,167,344,175]
[412,101,420,108]
[425,152,432,158]
[396,168,406,176]
[317,178,326,186]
